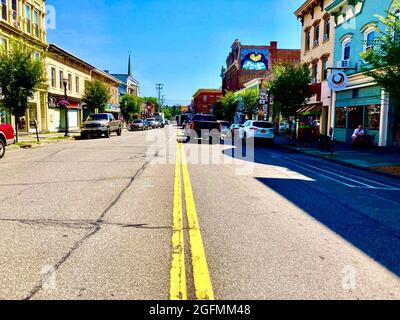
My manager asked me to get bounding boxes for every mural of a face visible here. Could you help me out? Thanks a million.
[241,48,269,71]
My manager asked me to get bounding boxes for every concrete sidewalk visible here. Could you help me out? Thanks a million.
[275,135,400,178]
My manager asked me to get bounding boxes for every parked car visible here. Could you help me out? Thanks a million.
[155,113,165,128]
[144,119,153,130]
[81,113,122,139]
[130,119,146,131]
[239,120,275,144]
[0,124,15,159]
[146,118,158,129]
[185,114,221,143]
[165,120,170,125]
[218,121,231,139]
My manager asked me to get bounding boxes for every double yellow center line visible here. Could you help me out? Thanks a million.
[170,142,214,300]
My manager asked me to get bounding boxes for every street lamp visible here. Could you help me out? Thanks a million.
[62,79,70,137]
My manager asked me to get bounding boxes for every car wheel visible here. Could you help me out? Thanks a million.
[0,140,5,159]
[105,128,111,138]
[117,127,122,136]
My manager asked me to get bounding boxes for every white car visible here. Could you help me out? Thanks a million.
[239,120,275,144]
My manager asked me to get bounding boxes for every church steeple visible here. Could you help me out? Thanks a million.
[128,52,132,77]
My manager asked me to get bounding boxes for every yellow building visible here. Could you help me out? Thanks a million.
[295,0,335,136]
[46,44,94,132]
[0,0,47,131]
[91,69,122,120]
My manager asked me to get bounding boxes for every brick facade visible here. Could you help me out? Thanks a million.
[222,40,301,94]
[192,89,223,114]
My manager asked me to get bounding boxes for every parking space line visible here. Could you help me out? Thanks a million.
[180,144,215,300]
[170,142,187,300]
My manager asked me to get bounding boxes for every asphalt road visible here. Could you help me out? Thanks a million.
[0,126,399,300]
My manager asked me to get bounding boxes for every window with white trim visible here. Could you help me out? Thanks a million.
[364,27,376,51]
[1,0,7,21]
[342,38,351,62]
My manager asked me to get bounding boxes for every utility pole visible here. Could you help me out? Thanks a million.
[156,84,164,113]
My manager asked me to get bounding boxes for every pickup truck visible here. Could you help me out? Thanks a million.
[0,124,15,159]
[184,114,221,143]
[81,113,122,139]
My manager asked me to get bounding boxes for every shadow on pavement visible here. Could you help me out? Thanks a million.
[223,145,400,277]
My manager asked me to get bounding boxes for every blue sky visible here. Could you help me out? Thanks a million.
[47,0,305,105]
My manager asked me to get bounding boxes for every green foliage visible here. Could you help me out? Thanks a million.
[213,100,224,120]
[161,108,172,120]
[221,91,238,122]
[142,97,160,110]
[361,1,400,109]
[268,63,312,118]
[82,80,111,113]
[0,42,46,126]
[171,105,181,117]
[239,88,259,116]
[120,94,141,120]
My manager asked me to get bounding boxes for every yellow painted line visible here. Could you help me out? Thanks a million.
[180,144,215,300]
[170,142,187,300]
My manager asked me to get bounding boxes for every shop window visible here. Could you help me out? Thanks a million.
[348,107,363,130]
[365,105,380,130]
[335,108,347,128]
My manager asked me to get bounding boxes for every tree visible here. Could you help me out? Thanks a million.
[120,94,142,120]
[268,63,312,141]
[0,42,46,142]
[82,80,111,113]
[221,91,238,122]
[239,88,259,118]
[161,107,172,120]
[361,1,400,143]
[212,100,224,120]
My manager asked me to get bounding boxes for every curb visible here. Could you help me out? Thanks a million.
[277,144,400,181]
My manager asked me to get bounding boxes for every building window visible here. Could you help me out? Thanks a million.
[25,4,31,34]
[33,52,40,61]
[203,95,207,103]
[1,0,7,21]
[348,107,364,130]
[314,24,320,47]
[324,18,331,41]
[365,105,380,130]
[76,76,79,93]
[68,74,72,92]
[59,70,64,89]
[305,30,311,51]
[0,36,7,50]
[51,67,56,88]
[364,29,376,51]
[335,108,347,128]
[342,39,351,62]
[312,62,318,84]
[322,59,329,81]
[33,10,39,38]
[11,0,17,21]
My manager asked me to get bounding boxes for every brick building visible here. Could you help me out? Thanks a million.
[221,40,301,94]
[192,89,223,114]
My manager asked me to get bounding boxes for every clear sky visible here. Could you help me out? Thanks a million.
[46,0,305,105]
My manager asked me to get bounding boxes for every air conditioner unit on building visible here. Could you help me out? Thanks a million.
[337,60,349,68]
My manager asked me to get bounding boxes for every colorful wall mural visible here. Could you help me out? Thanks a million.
[240,48,269,71]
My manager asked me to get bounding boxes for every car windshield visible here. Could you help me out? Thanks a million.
[253,122,273,128]
[87,114,108,121]
[193,115,217,121]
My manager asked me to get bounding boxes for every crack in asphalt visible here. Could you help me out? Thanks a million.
[22,156,154,300]
[0,176,134,187]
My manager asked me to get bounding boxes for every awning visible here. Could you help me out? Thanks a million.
[297,104,322,115]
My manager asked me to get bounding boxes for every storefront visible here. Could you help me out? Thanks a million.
[333,85,381,145]
[48,94,82,132]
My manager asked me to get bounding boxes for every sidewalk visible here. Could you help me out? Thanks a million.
[9,131,81,149]
[275,135,400,178]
